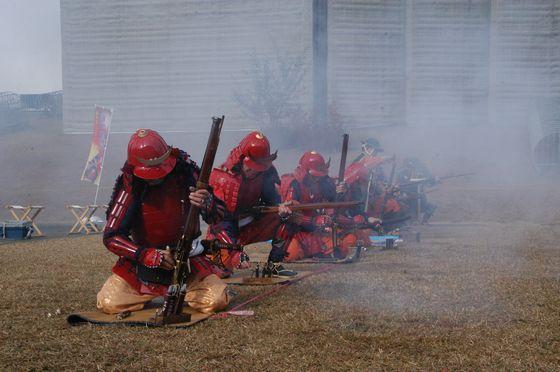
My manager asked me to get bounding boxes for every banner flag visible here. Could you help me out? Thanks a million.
[81,105,112,185]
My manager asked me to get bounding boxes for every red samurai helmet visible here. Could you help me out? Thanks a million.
[299,151,330,177]
[239,131,277,172]
[127,129,177,180]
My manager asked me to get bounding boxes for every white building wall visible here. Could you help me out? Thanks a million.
[491,0,560,127]
[328,0,406,128]
[405,0,491,127]
[61,0,312,133]
[61,0,560,132]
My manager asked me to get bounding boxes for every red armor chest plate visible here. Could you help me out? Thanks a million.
[345,155,384,185]
[237,175,264,210]
[210,169,241,213]
[297,182,321,204]
[282,174,325,217]
[132,176,190,247]
[299,181,326,217]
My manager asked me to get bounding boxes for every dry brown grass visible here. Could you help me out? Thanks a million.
[1,221,559,371]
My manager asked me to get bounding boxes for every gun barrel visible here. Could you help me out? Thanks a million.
[164,115,224,318]
[256,200,361,213]
[399,172,475,188]
[338,134,349,183]
[175,116,224,262]
[439,172,476,181]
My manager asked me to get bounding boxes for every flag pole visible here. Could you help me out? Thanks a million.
[93,108,113,206]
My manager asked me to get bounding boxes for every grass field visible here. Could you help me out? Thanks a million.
[1,220,559,370]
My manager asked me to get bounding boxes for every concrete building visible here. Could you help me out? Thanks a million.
[61,0,560,133]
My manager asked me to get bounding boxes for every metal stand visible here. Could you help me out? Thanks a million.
[66,204,107,234]
[5,205,45,236]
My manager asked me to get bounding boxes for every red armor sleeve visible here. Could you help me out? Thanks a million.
[103,234,139,260]
[222,144,243,171]
[334,214,356,228]
[344,161,367,185]
[103,177,142,261]
[312,214,333,229]
[289,212,314,229]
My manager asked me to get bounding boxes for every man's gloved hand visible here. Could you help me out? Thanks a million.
[188,187,212,212]
[139,248,175,270]
[336,182,348,194]
[278,200,294,220]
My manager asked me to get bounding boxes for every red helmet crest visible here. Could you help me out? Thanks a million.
[127,129,176,180]
[239,131,277,171]
[299,151,330,177]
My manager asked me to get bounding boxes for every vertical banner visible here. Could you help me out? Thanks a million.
[81,105,112,185]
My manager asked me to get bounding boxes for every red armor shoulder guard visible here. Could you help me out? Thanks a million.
[344,156,383,185]
[221,144,243,171]
[293,165,308,184]
[209,167,242,213]
[280,171,329,204]
[344,161,368,185]
[345,155,384,185]
[361,155,385,169]
[104,173,141,260]
[106,185,132,231]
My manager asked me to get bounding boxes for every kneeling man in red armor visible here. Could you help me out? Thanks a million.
[277,151,359,262]
[344,138,400,244]
[97,129,229,314]
[206,131,291,273]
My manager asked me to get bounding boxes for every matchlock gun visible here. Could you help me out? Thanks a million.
[155,116,224,324]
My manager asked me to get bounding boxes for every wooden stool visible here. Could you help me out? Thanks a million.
[5,205,45,236]
[66,205,107,235]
